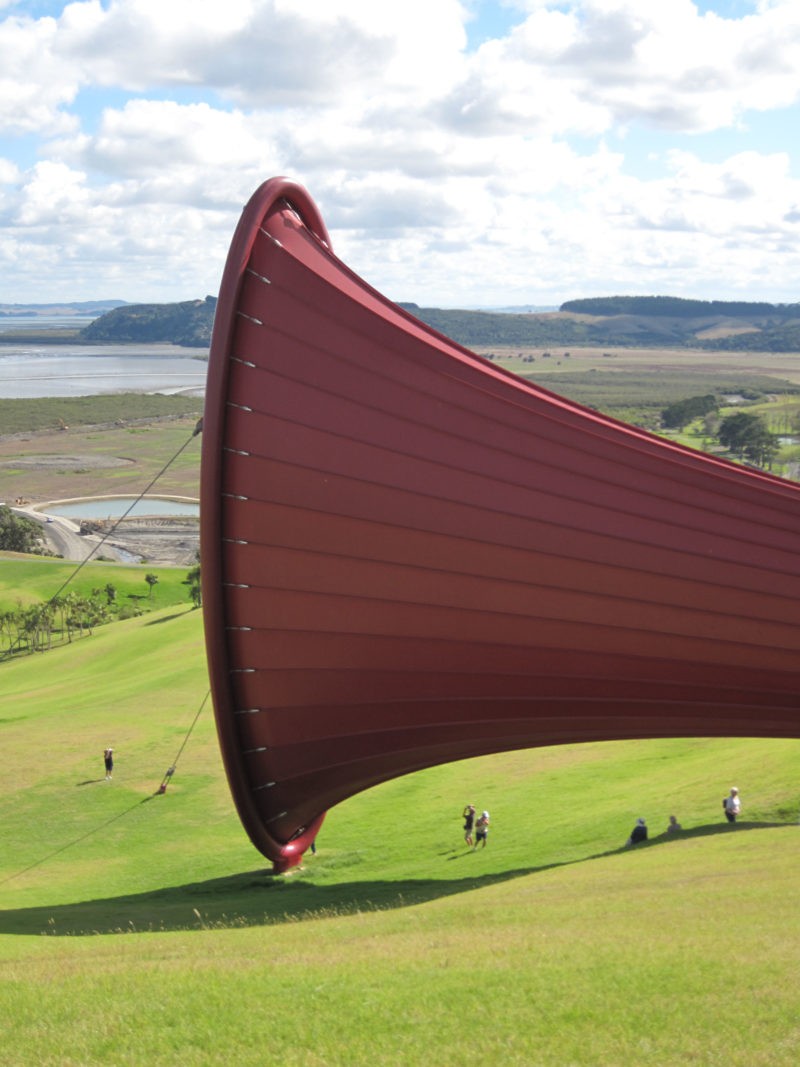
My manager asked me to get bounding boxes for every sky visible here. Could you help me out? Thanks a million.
[0,0,799,308]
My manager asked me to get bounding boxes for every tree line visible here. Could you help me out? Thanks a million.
[0,506,52,555]
[660,397,779,469]
[0,505,203,657]
[1,589,114,655]
[561,295,799,319]
[0,566,200,658]
[715,412,778,468]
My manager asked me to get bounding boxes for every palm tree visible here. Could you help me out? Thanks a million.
[186,564,201,608]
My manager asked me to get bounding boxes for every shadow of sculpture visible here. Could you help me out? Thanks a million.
[0,821,791,938]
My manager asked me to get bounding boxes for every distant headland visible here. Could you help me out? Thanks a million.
[2,294,799,352]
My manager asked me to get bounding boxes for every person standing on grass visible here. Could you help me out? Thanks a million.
[723,787,740,824]
[104,746,114,780]
[475,810,490,848]
[463,804,476,847]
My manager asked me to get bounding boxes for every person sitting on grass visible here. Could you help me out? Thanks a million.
[625,817,647,847]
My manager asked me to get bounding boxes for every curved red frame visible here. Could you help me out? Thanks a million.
[201,179,331,869]
[201,178,800,872]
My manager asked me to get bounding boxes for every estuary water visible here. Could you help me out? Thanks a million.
[0,335,208,398]
[1,320,206,544]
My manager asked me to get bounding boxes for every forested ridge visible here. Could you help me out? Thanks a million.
[69,293,800,352]
[402,296,800,351]
[79,295,217,348]
[560,295,800,319]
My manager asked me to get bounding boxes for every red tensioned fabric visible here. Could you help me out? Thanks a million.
[201,177,800,872]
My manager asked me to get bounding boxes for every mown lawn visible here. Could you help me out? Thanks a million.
[0,554,198,614]
[1,592,799,1066]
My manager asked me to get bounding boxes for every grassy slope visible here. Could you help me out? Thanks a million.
[1,600,799,1066]
[0,394,204,437]
[0,554,197,613]
[1,390,799,1064]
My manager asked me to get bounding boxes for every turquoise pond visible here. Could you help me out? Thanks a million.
[42,497,199,519]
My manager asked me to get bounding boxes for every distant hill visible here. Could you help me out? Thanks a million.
[76,293,800,353]
[471,304,558,313]
[397,303,594,346]
[559,295,799,319]
[401,295,800,352]
[0,300,127,318]
[80,296,216,348]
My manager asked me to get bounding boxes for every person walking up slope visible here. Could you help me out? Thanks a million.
[462,804,476,848]
[723,787,741,824]
[475,810,490,848]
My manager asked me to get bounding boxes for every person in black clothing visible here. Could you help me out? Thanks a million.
[625,817,647,847]
[103,746,114,780]
[462,804,476,848]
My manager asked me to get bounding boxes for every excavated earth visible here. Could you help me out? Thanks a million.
[1,419,201,567]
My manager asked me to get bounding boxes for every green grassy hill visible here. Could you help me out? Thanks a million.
[0,555,196,613]
[1,579,799,1065]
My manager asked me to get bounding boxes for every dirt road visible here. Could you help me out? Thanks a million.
[18,508,199,567]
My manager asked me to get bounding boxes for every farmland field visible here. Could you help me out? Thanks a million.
[0,409,202,504]
[3,346,800,506]
[478,343,800,386]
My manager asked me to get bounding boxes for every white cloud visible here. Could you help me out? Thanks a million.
[53,0,468,106]
[0,1,799,304]
[70,100,278,181]
[0,156,19,184]
[15,160,89,226]
[449,0,800,136]
[0,12,79,134]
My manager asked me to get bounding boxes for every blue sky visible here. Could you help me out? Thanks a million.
[0,0,798,307]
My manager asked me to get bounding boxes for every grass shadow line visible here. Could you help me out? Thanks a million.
[0,820,792,938]
[144,610,191,626]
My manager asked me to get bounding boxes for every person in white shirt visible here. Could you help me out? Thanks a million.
[723,787,741,824]
[474,811,490,848]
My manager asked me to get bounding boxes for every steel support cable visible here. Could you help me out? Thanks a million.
[0,692,212,887]
[0,794,154,887]
[1,419,203,662]
[0,422,209,886]
[157,689,211,793]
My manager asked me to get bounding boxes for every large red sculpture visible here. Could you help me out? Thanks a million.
[200,177,800,872]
